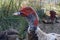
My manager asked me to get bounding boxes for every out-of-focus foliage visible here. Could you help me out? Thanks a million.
[0,0,28,39]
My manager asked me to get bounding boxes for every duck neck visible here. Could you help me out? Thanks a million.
[26,14,39,27]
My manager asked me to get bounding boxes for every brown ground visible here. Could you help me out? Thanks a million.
[40,19,60,34]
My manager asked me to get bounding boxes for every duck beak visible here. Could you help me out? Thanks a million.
[13,12,21,16]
